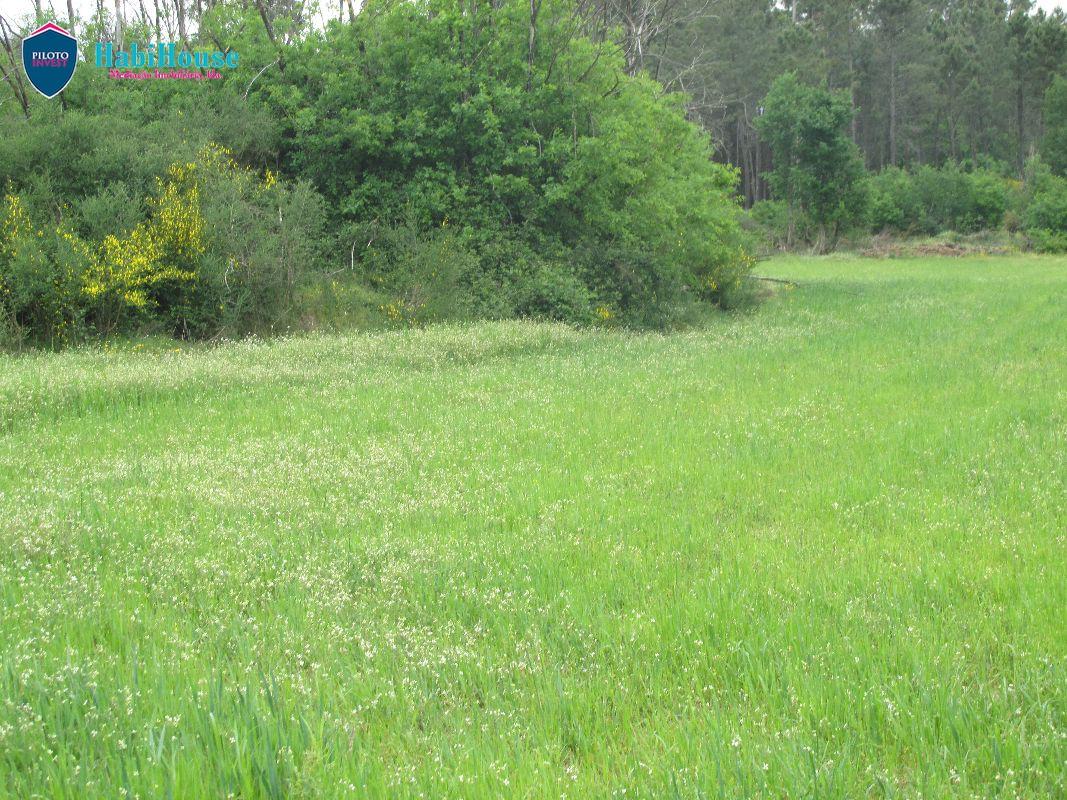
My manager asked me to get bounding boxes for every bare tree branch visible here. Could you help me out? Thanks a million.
[0,16,31,119]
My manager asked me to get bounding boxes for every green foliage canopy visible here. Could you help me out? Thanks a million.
[267,0,748,320]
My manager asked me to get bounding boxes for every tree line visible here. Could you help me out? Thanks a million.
[643,0,1067,204]
[10,0,1064,194]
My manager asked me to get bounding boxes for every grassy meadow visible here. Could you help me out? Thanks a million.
[0,255,1064,798]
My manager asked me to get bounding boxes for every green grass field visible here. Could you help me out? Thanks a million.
[1,255,1064,798]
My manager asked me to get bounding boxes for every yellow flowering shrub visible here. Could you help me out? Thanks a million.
[0,194,30,256]
[82,158,205,330]
[1,193,92,346]
[2,142,323,345]
[0,194,29,332]
[380,297,429,327]
[595,305,615,322]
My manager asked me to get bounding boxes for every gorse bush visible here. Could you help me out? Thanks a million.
[194,150,326,336]
[0,146,324,347]
[0,194,88,347]
[355,216,478,327]
[82,159,205,335]
[351,222,598,326]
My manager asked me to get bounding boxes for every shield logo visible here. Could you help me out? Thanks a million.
[21,22,77,99]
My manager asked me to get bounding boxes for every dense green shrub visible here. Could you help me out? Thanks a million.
[1023,172,1067,253]
[1002,159,1067,252]
[0,194,89,347]
[0,107,196,207]
[350,222,602,325]
[352,217,478,327]
[511,260,597,324]
[911,165,1008,233]
[863,165,1008,236]
[1,0,749,345]
[77,146,325,338]
[962,172,1011,232]
[267,0,748,322]
[0,100,306,341]
[1026,228,1067,253]
[746,201,784,249]
[867,168,923,233]
[461,231,595,323]
[195,152,326,336]
[745,200,811,251]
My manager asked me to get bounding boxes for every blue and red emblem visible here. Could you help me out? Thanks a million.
[22,22,77,99]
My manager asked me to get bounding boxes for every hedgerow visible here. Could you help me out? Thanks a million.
[1,0,752,347]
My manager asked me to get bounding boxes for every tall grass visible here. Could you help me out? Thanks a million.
[0,255,1064,798]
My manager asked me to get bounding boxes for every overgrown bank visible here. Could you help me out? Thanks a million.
[0,0,752,350]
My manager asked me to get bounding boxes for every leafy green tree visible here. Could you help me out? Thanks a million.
[756,73,868,251]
